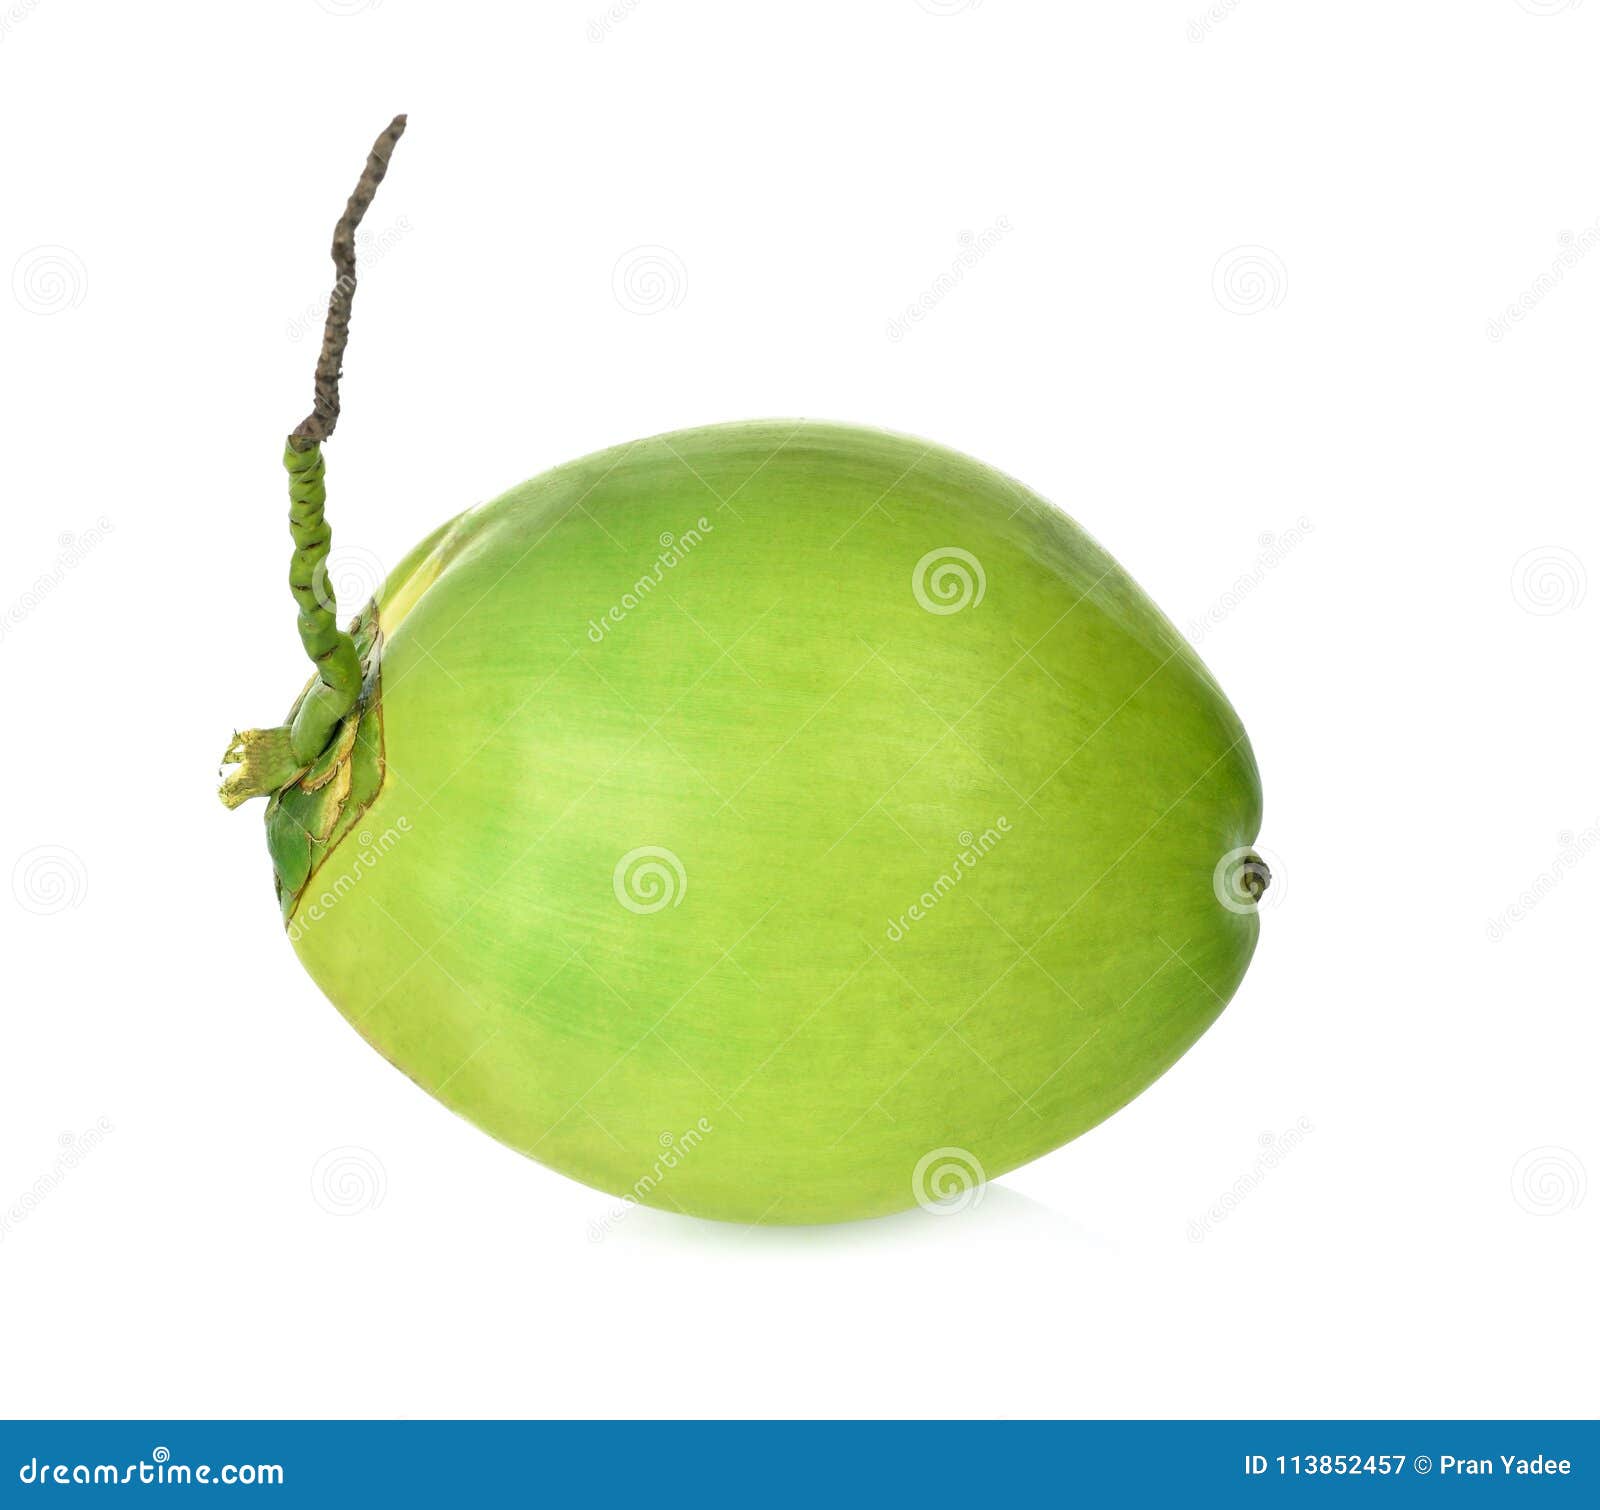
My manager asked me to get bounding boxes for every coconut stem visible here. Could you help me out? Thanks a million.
[219,113,408,809]
[281,112,406,758]
[290,113,408,452]
[284,441,365,762]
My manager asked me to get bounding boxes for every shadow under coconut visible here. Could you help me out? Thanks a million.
[593,1184,1120,1255]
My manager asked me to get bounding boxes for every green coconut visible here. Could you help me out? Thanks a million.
[221,117,1268,1225]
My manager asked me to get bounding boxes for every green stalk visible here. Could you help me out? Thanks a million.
[219,114,407,810]
[284,441,364,762]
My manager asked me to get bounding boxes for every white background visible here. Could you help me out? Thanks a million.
[1,1,1595,1420]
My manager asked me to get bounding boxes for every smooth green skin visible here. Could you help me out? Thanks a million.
[283,420,1263,1224]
